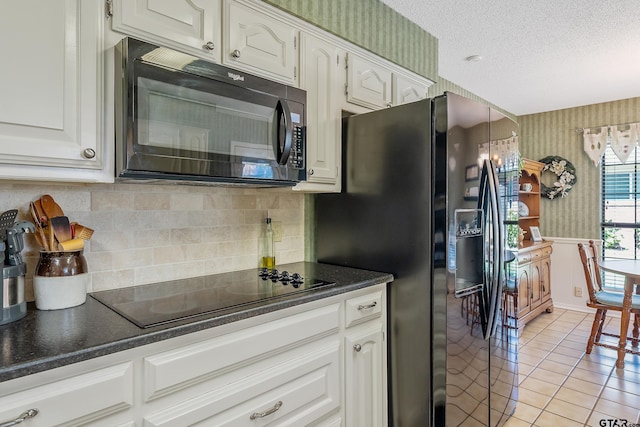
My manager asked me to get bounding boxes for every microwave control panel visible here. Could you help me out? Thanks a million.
[289,126,305,169]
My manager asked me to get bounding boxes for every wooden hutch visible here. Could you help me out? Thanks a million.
[515,159,554,332]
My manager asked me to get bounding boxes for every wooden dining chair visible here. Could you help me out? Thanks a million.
[577,240,640,354]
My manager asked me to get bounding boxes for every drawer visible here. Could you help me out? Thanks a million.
[517,253,532,264]
[144,343,340,427]
[0,363,133,427]
[143,303,340,401]
[345,288,383,328]
[530,249,542,260]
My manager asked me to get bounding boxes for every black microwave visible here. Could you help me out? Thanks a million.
[115,37,306,186]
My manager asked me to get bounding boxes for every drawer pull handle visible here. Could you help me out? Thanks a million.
[203,41,215,51]
[250,401,283,420]
[0,409,39,427]
[358,301,377,311]
[354,344,362,352]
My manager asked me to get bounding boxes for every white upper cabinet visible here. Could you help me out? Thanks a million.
[346,53,393,110]
[0,0,111,182]
[223,0,298,86]
[110,0,222,62]
[295,34,343,192]
[394,74,429,105]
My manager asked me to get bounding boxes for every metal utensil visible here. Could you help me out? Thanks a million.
[0,209,18,234]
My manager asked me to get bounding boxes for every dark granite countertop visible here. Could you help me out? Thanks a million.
[0,262,393,383]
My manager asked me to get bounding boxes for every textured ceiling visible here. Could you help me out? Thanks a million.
[379,0,640,116]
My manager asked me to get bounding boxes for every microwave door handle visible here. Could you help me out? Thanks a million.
[272,99,293,165]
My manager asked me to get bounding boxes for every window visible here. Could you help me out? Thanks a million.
[600,142,640,289]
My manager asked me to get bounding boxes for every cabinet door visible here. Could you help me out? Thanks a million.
[0,0,108,181]
[517,265,531,317]
[346,53,392,110]
[540,255,552,302]
[223,0,298,85]
[111,0,222,62]
[296,34,342,190]
[529,261,542,309]
[345,323,385,427]
[393,74,428,105]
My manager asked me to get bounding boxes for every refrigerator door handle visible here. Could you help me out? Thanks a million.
[479,159,504,340]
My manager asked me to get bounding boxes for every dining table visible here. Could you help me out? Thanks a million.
[598,259,640,368]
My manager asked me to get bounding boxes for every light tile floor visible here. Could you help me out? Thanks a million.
[503,308,640,427]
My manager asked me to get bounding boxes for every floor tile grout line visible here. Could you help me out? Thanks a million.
[514,309,640,426]
[520,311,611,426]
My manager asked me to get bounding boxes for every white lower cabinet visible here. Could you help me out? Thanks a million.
[0,363,134,427]
[0,284,386,426]
[344,290,387,427]
[144,343,340,426]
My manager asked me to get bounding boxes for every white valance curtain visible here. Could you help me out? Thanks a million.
[582,122,639,166]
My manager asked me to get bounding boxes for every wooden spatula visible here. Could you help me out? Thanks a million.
[50,216,73,244]
[40,194,64,218]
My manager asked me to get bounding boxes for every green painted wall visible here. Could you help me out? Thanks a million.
[263,0,438,82]
[519,97,640,239]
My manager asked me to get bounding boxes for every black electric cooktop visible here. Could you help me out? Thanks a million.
[90,267,335,328]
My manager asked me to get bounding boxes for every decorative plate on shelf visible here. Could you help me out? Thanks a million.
[518,201,529,217]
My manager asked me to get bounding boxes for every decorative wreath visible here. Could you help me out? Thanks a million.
[538,156,577,199]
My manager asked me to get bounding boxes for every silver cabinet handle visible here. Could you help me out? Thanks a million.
[231,49,241,59]
[203,41,215,51]
[357,301,377,311]
[82,148,96,159]
[308,169,314,176]
[0,409,39,427]
[353,344,362,352]
[386,102,392,108]
[250,401,282,420]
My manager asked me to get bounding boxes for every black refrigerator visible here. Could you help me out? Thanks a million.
[315,92,520,426]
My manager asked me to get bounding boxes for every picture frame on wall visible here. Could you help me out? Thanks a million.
[530,226,543,242]
[465,165,479,181]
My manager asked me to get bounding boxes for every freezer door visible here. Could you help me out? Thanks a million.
[478,159,505,339]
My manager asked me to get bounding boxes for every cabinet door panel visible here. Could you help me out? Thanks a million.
[298,34,341,186]
[517,265,531,316]
[530,262,541,308]
[393,74,428,105]
[112,0,221,61]
[540,256,551,301]
[0,0,103,172]
[346,53,392,110]
[144,344,340,427]
[224,0,297,85]
[345,324,385,427]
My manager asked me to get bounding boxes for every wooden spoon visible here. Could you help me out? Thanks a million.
[40,194,64,219]
[29,201,49,250]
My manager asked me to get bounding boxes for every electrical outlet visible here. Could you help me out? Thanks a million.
[272,221,283,242]
[574,286,583,297]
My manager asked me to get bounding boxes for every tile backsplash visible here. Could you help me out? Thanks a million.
[0,182,305,301]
